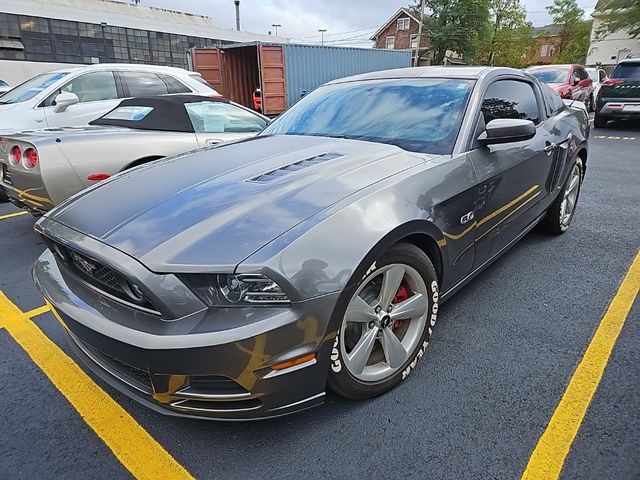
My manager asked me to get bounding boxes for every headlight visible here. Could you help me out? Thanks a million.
[181,273,290,306]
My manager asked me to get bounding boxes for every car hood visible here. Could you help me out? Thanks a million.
[45,135,428,272]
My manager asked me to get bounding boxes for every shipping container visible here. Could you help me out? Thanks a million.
[189,42,411,115]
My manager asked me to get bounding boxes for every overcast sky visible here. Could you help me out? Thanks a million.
[142,0,596,45]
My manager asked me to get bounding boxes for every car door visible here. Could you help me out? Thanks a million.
[467,78,556,267]
[42,71,123,127]
[183,101,268,147]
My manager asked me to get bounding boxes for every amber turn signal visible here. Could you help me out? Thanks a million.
[270,353,316,371]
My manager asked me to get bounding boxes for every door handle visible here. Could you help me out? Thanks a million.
[205,138,221,145]
[544,141,556,154]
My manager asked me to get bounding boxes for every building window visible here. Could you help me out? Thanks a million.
[540,44,549,57]
[385,36,395,49]
[397,17,410,30]
[410,34,418,49]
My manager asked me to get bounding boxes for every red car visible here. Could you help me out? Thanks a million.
[526,64,594,110]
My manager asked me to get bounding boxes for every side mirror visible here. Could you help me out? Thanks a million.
[53,92,79,113]
[477,119,536,145]
[572,77,580,86]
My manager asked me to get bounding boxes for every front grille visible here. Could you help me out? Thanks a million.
[67,249,122,292]
[75,336,153,394]
[52,242,156,313]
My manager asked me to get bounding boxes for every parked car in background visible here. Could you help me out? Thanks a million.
[0,64,220,132]
[0,95,268,213]
[594,58,640,128]
[0,79,10,94]
[586,67,608,102]
[526,64,594,110]
[32,66,589,420]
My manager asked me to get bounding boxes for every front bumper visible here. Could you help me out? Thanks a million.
[34,248,339,420]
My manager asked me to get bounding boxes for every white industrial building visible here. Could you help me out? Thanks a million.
[586,0,640,68]
[0,0,288,85]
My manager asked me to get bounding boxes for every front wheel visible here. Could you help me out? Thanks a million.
[327,242,438,399]
[538,158,583,234]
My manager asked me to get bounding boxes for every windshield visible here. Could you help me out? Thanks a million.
[0,72,68,104]
[611,62,640,80]
[528,68,569,84]
[262,78,474,155]
[586,69,598,82]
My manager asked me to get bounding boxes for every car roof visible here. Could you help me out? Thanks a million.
[617,58,640,64]
[326,66,529,85]
[47,63,195,75]
[526,64,573,69]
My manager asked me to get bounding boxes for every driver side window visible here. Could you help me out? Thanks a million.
[481,80,540,125]
[43,71,118,107]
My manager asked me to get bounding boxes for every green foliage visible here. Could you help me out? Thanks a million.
[482,0,536,67]
[595,0,640,39]
[546,0,591,62]
[411,0,491,65]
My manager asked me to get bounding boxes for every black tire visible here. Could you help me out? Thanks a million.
[327,242,439,400]
[0,187,8,202]
[538,158,583,235]
[593,114,607,128]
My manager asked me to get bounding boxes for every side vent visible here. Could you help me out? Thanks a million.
[247,152,344,184]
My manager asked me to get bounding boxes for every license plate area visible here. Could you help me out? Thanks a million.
[622,104,640,112]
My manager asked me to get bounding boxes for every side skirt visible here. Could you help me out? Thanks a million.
[440,212,546,302]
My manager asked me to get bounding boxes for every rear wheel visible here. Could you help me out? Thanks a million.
[538,158,583,234]
[327,243,438,399]
[593,114,607,128]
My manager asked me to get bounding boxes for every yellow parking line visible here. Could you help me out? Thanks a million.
[521,251,640,480]
[0,292,193,480]
[25,304,51,318]
[0,210,28,221]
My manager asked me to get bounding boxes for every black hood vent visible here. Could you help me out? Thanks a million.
[247,152,344,184]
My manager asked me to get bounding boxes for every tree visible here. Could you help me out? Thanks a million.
[411,0,491,65]
[595,0,640,39]
[546,0,586,54]
[483,0,536,67]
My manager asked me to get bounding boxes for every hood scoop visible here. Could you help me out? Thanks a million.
[247,151,344,184]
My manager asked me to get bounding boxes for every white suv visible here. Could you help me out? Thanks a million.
[0,64,219,131]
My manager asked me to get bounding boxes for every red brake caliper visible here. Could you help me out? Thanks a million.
[391,285,409,329]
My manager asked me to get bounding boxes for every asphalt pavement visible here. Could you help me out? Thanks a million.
[1,120,639,479]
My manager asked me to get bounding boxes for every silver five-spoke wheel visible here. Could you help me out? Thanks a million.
[340,263,428,382]
[560,162,581,229]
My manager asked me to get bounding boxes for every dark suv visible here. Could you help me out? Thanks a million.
[594,59,640,128]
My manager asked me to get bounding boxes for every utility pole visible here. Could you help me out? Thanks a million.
[234,1,240,31]
[415,0,426,66]
[272,24,281,36]
[318,29,327,46]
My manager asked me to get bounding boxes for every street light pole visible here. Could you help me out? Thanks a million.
[272,24,281,36]
[318,29,327,46]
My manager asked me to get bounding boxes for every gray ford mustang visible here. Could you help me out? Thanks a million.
[33,66,589,420]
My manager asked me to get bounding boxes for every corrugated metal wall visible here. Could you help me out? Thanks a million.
[282,44,412,106]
